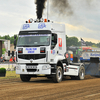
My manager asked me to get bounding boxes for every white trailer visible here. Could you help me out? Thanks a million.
[80,51,100,76]
[15,19,85,83]
[80,51,100,62]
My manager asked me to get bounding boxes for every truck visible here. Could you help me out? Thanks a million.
[15,19,85,83]
[67,46,83,62]
[82,47,92,52]
[80,51,100,76]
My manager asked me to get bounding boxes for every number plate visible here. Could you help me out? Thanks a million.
[26,66,37,69]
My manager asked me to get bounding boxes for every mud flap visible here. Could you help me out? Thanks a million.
[85,57,100,76]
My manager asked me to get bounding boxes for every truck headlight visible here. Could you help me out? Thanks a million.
[42,65,51,70]
[16,65,21,70]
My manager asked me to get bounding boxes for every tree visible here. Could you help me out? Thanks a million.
[5,35,10,40]
[66,36,80,46]
[10,36,14,44]
[97,42,100,48]
[0,35,18,44]
[92,45,97,47]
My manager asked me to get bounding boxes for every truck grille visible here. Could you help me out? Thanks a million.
[26,64,38,72]
[18,54,46,60]
[27,69,37,72]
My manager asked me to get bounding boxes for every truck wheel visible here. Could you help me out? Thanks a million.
[77,66,85,80]
[52,66,63,83]
[20,75,31,82]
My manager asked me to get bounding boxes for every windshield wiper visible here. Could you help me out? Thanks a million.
[17,45,49,47]
[17,45,31,47]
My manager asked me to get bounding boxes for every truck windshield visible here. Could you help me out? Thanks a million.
[17,34,50,47]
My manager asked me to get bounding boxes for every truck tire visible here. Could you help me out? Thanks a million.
[77,66,85,80]
[20,75,31,82]
[52,66,63,83]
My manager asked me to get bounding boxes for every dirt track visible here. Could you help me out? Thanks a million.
[0,76,100,100]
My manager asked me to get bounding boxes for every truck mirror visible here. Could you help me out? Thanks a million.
[51,34,57,49]
[52,34,57,44]
[54,34,57,41]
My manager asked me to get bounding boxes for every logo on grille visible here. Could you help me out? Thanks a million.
[30,59,33,63]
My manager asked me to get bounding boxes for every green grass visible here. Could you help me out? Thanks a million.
[0,71,20,79]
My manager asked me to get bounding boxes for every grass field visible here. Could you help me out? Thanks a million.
[0,71,20,79]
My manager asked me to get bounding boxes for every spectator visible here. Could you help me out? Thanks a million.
[13,56,16,62]
[9,56,14,63]
[0,57,5,62]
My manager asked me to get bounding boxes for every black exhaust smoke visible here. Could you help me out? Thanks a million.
[35,0,94,20]
[51,0,73,16]
[35,0,46,19]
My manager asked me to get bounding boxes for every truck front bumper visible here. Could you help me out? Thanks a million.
[16,64,51,75]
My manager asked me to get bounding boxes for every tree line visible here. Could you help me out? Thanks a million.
[66,36,100,47]
[0,35,100,48]
[0,35,18,44]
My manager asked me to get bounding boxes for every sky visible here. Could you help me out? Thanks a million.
[0,0,100,43]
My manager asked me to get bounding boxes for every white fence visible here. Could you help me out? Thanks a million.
[0,63,16,71]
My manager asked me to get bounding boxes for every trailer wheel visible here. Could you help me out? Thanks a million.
[77,66,85,80]
[52,66,63,83]
[20,75,31,82]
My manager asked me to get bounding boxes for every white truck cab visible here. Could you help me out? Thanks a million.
[16,19,85,83]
